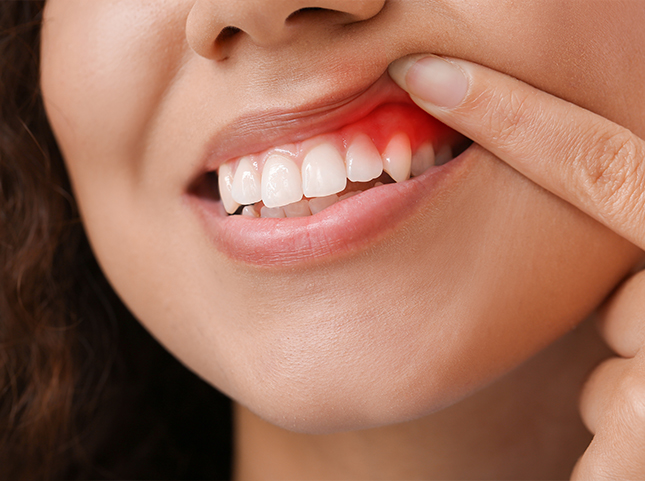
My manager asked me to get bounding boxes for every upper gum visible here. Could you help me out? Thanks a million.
[218,102,458,174]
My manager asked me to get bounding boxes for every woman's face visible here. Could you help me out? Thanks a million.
[41,0,644,433]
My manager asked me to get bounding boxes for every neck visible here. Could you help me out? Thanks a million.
[233,318,608,480]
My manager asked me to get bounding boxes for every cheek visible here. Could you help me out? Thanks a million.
[41,0,189,193]
[449,0,645,135]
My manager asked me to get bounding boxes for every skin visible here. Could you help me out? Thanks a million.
[40,0,645,478]
[389,53,645,479]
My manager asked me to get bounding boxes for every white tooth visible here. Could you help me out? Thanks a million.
[339,191,362,201]
[231,156,262,205]
[374,182,384,187]
[302,143,347,198]
[261,154,303,208]
[411,142,435,177]
[283,199,311,218]
[382,133,412,183]
[261,206,286,218]
[242,205,260,218]
[218,163,240,214]
[346,134,383,182]
[435,145,453,165]
[308,194,338,215]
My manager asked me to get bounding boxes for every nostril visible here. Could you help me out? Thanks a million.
[287,7,326,22]
[213,26,241,59]
[216,25,241,45]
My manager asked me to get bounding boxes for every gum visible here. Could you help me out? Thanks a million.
[222,103,460,173]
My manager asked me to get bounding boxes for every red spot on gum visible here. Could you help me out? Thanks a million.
[340,103,459,151]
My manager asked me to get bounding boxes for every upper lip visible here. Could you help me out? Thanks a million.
[196,70,415,176]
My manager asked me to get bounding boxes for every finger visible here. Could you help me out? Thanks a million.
[597,270,645,358]
[576,353,645,479]
[579,356,629,435]
[388,55,645,250]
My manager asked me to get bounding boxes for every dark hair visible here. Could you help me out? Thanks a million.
[0,3,231,479]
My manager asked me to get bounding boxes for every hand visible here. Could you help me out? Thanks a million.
[388,55,645,479]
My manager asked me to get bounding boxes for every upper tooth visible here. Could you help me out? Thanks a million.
[301,143,347,198]
[382,133,411,183]
[346,133,383,182]
[218,163,240,214]
[411,141,435,177]
[231,156,262,205]
[261,154,303,208]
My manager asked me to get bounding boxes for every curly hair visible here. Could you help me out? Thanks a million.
[0,3,231,479]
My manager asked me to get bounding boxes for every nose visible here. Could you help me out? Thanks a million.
[186,0,386,60]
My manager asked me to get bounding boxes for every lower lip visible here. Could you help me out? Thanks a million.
[187,147,473,266]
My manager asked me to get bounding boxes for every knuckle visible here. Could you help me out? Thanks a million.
[574,127,645,226]
[469,85,536,147]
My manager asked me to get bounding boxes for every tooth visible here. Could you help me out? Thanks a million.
[231,156,262,205]
[382,133,411,183]
[261,206,286,218]
[242,205,260,218]
[283,199,311,218]
[302,143,347,198]
[308,194,338,215]
[411,142,436,177]
[218,163,240,214]
[339,191,362,201]
[261,154,303,208]
[435,145,453,165]
[346,134,383,182]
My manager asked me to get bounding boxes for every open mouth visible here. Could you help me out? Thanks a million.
[192,102,471,219]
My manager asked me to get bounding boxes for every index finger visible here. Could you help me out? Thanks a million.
[389,55,645,249]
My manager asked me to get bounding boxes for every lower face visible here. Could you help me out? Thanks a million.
[41,0,643,433]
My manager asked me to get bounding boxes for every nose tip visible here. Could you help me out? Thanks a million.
[186,0,386,60]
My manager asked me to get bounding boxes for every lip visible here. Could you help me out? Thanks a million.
[196,72,414,174]
[186,70,472,266]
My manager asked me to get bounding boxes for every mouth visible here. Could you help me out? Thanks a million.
[187,72,473,265]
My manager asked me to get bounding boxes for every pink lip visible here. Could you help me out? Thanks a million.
[186,71,472,266]
[196,72,413,174]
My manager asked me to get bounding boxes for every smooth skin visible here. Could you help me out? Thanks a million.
[389,54,645,480]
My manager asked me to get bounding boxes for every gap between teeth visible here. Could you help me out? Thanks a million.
[218,132,454,218]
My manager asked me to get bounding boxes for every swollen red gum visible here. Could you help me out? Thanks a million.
[223,102,459,172]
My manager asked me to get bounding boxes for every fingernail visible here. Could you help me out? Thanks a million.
[389,55,469,109]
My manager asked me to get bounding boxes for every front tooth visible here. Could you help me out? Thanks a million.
[411,142,435,177]
[261,154,303,208]
[283,199,311,218]
[302,143,347,198]
[231,156,262,205]
[346,134,383,182]
[382,133,411,183]
[218,163,240,214]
